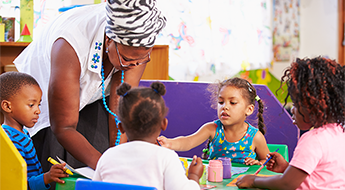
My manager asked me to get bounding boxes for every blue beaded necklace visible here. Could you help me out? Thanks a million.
[101,65,124,146]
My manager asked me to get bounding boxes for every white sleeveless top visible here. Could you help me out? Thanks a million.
[14,3,118,136]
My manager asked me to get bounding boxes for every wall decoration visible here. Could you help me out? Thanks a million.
[272,0,300,61]
[1,0,274,83]
[156,0,273,82]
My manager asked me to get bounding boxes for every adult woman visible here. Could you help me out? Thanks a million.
[14,0,166,171]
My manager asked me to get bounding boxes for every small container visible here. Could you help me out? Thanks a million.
[218,157,232,179]
[208,160,223,182]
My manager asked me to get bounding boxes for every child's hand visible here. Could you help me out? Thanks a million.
[244,157,262,165]
[235,174,256,188]
[265,152,289,173]
[157,136,172,149]
[44,163,69,185]
[187,155,204,183]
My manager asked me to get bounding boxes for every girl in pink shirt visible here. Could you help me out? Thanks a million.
[236,57,345,189]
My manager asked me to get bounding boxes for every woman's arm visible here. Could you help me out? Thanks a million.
[108,62,146,146]
[157,122,216,151]
[49,38,101,169]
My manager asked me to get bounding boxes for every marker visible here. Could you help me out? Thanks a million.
[156,140,162,146]
[48,157,73,175]
[254,148,279,175]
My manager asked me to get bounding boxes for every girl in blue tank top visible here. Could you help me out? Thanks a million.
[158,77,269,165]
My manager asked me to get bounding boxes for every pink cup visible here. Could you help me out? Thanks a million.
[208,160,223,182]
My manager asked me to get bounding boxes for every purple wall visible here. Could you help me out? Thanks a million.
[139,80,298,161]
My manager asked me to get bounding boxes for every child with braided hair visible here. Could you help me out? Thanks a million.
[93,81,204,190]
[157,77,269,165]
[236,57,345,189]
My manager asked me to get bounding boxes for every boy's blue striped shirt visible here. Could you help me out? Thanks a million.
[2,124,50,190]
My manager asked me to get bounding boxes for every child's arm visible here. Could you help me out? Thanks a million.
[266,152,289,173]
[43,163,69,185]
[236,165,308,189]
[187,155,204,183]
[157,122,216,151]
[246,130,270,165]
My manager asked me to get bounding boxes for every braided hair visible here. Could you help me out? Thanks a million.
[116,81,168,139]
[280,57,345,129]
[202,77,266,159]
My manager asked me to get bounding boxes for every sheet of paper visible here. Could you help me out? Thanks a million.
[75,167,95,179]
[56,156,95,179]
[231,166,250,176]
[226,174,274,186]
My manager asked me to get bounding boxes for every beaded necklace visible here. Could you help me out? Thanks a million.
[101,65,124,146]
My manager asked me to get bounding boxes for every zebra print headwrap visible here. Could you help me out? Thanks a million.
[105,0,167,47]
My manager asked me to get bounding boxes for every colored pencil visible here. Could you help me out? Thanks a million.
[254,148,279,175]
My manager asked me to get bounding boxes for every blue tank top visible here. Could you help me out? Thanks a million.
[208,120,258,164]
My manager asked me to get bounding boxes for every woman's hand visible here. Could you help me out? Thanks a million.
[236,174,256,188]
[244,157,262,165]
[187,155,204,183]
[157,136,172,149]
[265,152,289,173]
[44,163,68,184]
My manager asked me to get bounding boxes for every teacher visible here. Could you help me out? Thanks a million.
[14,0,166,171]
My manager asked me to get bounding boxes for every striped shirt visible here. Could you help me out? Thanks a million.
[2,124,49,190]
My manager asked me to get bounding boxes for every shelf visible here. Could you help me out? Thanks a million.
[0,42,169,80]
[0,42,30,74]
[0,42,31,47]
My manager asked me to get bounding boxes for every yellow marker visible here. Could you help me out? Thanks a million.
[47,157,73,175]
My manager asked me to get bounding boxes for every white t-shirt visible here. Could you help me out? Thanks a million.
[290,123,345,190]
[93,141,200,190]
[14,3,117,136]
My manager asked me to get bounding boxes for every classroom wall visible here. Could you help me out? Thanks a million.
[270,0,339,79]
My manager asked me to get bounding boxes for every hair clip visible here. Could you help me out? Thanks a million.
[255,95,260,102]
[247,82,253,92]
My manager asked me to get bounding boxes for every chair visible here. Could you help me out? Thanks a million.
[75,179,158,190]
[267,143,289,162]
[0,126,27,190]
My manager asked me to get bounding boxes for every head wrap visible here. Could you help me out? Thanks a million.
[105,0,167,47]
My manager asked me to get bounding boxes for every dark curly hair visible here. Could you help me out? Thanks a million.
[116,81,169,139]
[0,71,40,107]
[202,77,266,159]
[279,57,345,129]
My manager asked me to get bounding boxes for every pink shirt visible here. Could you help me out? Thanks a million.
[290,123,345,190]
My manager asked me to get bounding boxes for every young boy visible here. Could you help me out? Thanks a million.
[0,72,69,190]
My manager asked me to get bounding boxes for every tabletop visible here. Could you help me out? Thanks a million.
[185,158,280,190]
[56,158,281,190]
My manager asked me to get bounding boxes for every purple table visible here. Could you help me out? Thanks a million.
[139,80,298,161]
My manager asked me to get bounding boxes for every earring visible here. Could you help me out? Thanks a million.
[105,47,109,53]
